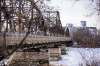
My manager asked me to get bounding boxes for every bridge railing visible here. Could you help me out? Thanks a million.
[0,32,71,46]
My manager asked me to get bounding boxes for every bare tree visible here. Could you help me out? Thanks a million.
[73,0,100,16]
[78,49,100,66]
[73,28,97,48]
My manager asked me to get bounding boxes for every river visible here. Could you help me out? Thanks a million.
[50,47,100,66]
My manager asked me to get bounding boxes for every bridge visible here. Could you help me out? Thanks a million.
[0,32,72,65]
[0,32,72,57]
[0,0,73,65]
[0,33,72,48]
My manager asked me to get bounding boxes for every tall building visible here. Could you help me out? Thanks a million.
[80,21,87,27]
[80,21,97,35]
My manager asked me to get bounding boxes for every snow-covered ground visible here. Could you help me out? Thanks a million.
[50,47,100,66]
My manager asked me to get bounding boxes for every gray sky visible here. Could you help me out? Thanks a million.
[46,0,98,27]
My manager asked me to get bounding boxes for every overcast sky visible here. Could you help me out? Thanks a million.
[46,0,99,27]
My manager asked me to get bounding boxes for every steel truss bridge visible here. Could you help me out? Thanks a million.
[0,0,72,61]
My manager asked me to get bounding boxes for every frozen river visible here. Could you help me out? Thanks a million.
[50,47,100,66]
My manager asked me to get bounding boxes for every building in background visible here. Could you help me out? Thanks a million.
[88,27,97,35]
[79,21,97,35]
[80,21,87,27]
[66,21,97,47]
[66,21,97,37]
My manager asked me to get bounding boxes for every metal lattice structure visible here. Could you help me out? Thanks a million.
[0,0,70,62]
[0,0,46,60]
[42,11,64,36]
[0,0,44,33]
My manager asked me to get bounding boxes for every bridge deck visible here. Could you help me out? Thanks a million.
[0,33,71,46]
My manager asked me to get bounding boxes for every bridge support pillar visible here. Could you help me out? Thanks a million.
[48,48,61,61]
